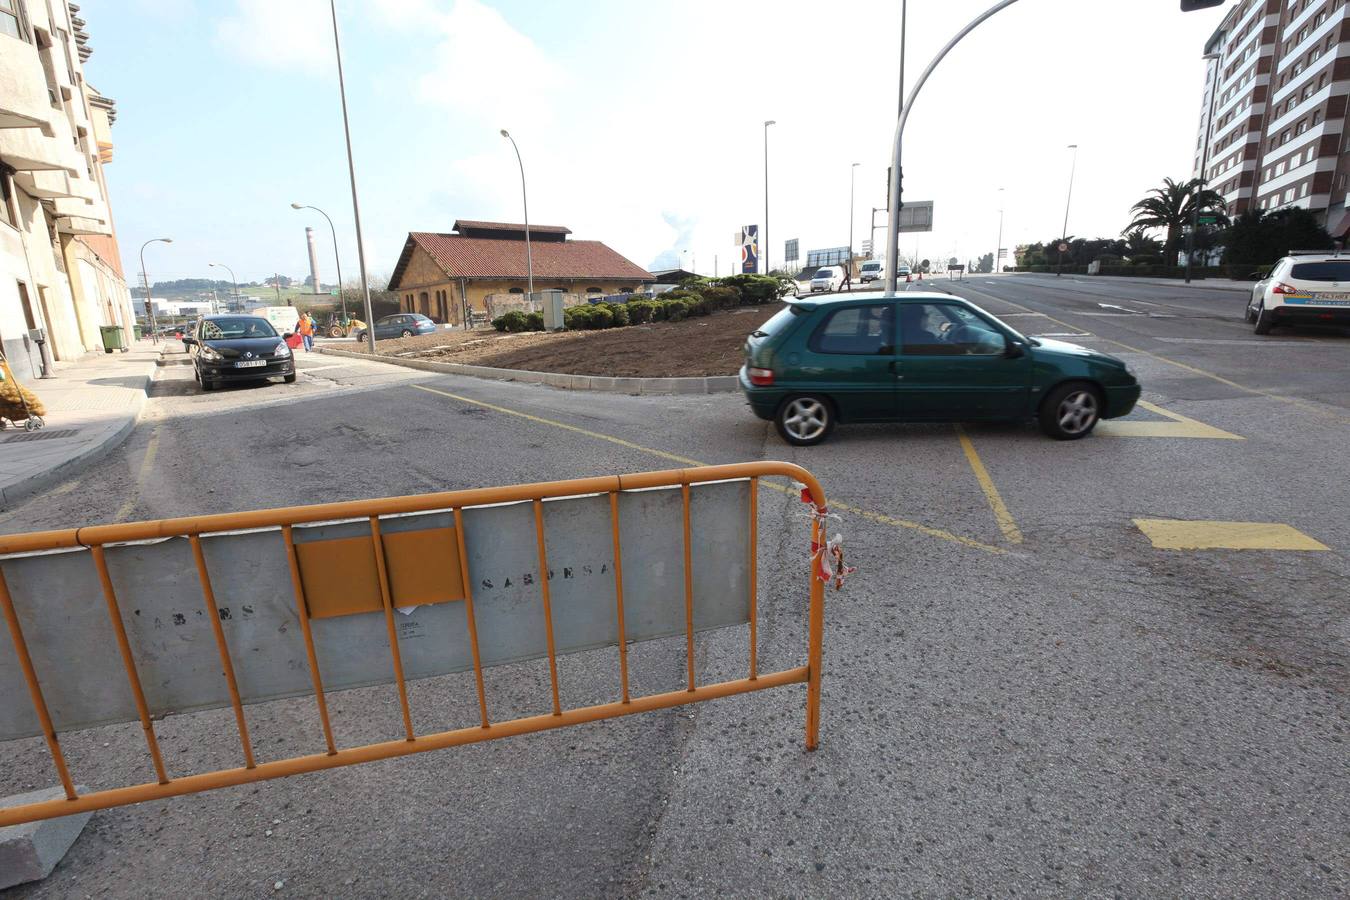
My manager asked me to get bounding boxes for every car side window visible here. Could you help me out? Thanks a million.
[807,305,894,355]
[899,303,1005,356]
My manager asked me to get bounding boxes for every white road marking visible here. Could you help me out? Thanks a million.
[1036,332,1093,338]
[1097,302,1142,313]
[1155,337,1340,346]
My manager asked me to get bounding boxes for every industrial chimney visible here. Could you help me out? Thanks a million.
[305,226,322,295]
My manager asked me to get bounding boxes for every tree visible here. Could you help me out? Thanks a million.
[977,253,994,273]
[1123,228,1162,261]
[1220,207,1333,269]
[1125,177,1229,265]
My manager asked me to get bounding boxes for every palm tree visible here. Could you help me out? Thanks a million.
[1123,228,1162,261]
[1125,178,1229,265]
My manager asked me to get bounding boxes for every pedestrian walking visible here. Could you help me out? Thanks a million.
[296,311,315,352]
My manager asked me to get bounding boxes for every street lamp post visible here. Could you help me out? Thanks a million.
[763,120,775,275]
[208,262,239,310]
[1057,144,1078,277]
[1185,50,1222,285]
[327,0,377,353]
[884,0,1023,295]
[499,129,534,302]
[291,203,347,319]
[995,187,1005,275]
[139,237,173,344]
[848,162,860,281]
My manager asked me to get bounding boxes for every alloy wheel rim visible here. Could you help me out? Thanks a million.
[1057,390,1098,434]
[783,398,827,441]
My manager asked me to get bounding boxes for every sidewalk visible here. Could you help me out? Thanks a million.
[0,341,160,509]
[1008,272,1253,293]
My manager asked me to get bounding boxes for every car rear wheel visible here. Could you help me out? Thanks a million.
[1039,382,1101,440]
[400,328,413,338]
[1253,300,1274,334]
[775,395,834,446]
[328,325,343,338]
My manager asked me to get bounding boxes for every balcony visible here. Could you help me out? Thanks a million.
[0,38,58,133]
[11,168,79,199]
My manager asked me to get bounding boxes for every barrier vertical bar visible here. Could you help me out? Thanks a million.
[368,517,416,742]
[451,508,490,728]
[188,535,256,769]
[89,545,170,784]
[682,481,695,692]
[532,499,563,716]
[0,565,78,799]
[607,491,630,704]
[804,514,826,752]
[282,525,338,755]
[748,476,759,681]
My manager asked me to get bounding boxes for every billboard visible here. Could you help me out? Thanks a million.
[740,225,759,274]
[806,246,850,268]
[785,238,799,263]
[897,201,934,233]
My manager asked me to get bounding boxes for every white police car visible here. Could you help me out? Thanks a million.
[1247,252,1350,334]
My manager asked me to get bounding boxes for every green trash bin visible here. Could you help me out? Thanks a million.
[100,325,127,353]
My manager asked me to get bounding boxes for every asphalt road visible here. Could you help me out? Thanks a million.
[2,278,1347,898]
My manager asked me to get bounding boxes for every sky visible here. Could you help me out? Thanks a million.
[83,0,1230,286]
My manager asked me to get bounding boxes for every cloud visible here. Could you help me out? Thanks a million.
[410,0,567,126]
[214,0,333,74]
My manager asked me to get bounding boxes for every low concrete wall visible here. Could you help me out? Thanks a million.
[318,346,739,395]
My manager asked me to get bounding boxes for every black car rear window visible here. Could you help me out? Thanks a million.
[1289,261,1350,281]
[750,305,805,339]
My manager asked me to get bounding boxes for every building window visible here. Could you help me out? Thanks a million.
[508,287,524,294]
[586,287,603,293]
[1296,119,1309,135]
[0,166,16,229]
[0,0,26,40]
[1284,188,1295,203]
[1313,110,1322,126]
[1319,72,1329,89]
[1300,182,1310,197]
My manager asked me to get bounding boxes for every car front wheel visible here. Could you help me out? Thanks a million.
[1039,383,1101,440]
[775,395,834,446]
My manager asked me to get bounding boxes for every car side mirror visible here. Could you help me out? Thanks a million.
[1003,339,1024,359]
[182,336,196,346]
[283,332,294,339]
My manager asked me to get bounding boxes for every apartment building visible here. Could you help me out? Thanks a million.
[1194,0,1350,234]
[1,0,134,382]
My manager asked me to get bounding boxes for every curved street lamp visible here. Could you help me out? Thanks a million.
[139,237,173,343]
[499,129,534,299]
[291,203,347,319]
[207,262,238,311]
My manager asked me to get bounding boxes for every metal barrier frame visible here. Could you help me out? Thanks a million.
[0,462,827,826]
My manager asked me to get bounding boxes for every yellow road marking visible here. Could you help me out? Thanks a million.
[412,384,1008,556]
[1096,399,1243,440]
[954,283,1350,425]
[954,426,1023,544]
[1133,518,1329,551]
[114,427,159,521]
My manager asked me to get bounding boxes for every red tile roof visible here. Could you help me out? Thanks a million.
[391,231,653,286]
[452,220,571,235]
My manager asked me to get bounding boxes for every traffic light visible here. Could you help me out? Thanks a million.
[1180,0,1224,10]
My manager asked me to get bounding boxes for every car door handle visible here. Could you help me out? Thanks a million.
[888,360,903,379]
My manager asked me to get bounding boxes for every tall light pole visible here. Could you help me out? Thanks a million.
[994,187,1005,275]
[1057,144,1078,277]
[291,203,347,319]
[848,162,860,280]
[327,0,377,353]
[884,0,1023,295]
[208,262,238,309]
[139,237,172,344]
[763,120,775,275]
[1185,49,1222,285]
[500,129,534,300]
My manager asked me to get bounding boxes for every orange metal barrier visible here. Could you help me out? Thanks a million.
[0,462,827,827]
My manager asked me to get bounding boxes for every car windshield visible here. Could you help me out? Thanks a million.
[813,271,834,280]
[200,317,277,339]
[862,264,880,271]
[1289,261,1350,281]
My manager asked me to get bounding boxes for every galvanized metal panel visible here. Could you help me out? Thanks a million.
[0,482,751,741]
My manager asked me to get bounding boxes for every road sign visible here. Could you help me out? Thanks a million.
[898,201,934,233]
[785,238,799,262]
[861,239,873,256]
[1058,242,1070,253]
[1198,215,1217,225]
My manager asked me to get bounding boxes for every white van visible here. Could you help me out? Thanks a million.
[859,260,883,283]
[810,266,844,292]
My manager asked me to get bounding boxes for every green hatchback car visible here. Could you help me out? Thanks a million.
[739,292,1140,445]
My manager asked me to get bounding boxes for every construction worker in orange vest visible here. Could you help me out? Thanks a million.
[296,311,315,352]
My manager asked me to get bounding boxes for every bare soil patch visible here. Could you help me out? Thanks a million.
[345,305,783,377]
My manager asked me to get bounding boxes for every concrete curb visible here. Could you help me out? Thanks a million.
[0,371,151,510]
[317,346,740,395]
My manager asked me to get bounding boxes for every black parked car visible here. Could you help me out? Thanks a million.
[183,314,296,392]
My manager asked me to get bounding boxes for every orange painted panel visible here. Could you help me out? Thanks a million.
[296,527,463,619]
